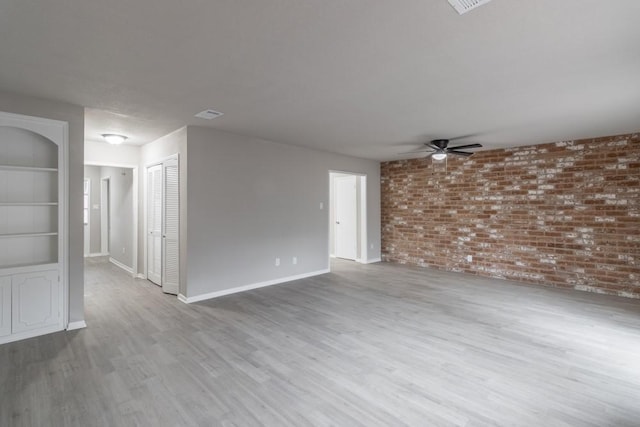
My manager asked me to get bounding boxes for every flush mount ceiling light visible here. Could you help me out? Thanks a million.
[432,152,447,161]
[447,0,493,15]
[102,134,128,145]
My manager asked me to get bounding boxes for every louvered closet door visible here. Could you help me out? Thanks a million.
[146,165,162,285]
[161,158,179,295]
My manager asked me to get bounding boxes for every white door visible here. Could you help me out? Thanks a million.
[100,178,110,255]
[335,175,358,260]
[11,270,60,334]
[161,158,179,295]
[147,165,162,285]
[83,179,90,256]
[0,277,10,337]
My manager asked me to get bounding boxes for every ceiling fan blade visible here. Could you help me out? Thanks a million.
[449,143,482,150]
[447,150,474,157]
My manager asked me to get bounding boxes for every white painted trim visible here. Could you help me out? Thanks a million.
[109,257,134,275]
[84,252,109,258]
[366,258,382,264]
[66,320,87,331]
[136,273,146,280]
[179,269,330,304]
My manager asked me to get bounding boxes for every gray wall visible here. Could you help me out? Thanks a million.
[101,166,134,268]
[185,126,380,298]
[0,90,85,324]
[139,127,187,292]
[84,165,102,254]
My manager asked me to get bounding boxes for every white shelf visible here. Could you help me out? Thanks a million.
[0,232,58,239]
[0,262,58,275]
[0,202,58,206]
[0,165,58,172]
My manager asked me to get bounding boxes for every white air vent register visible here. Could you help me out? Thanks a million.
[447,0,493,15]
[195,109,224,120]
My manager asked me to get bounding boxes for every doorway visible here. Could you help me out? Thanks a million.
[145,155,179,295]
[83,163,138,277]
[329,171,367,263]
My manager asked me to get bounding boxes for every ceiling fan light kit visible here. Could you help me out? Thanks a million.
[425,138,483,161]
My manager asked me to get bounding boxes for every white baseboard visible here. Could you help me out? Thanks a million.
[67,320,87,331]
[366,257,382,264]
[84,252,109,258]
[135,273,146,280]
[179,269,330,304]
[109,257,134,275]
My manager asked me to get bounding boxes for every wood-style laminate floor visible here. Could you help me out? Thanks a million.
[2,258,640,427]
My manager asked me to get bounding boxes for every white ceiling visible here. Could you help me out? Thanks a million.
[1,1,638,160]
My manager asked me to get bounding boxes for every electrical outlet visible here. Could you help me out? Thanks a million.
[370,243,374,249]
[122,247,126,254]
[275,258,280,267]
[319,202,324,210]
[292,256,297,265]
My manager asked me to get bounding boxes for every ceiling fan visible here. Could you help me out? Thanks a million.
[412,139,483,160]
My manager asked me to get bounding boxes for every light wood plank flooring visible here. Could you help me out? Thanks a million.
[2,258,640,426]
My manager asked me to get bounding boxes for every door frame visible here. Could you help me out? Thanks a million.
[100,177,110,255]
[83,178,90,256]
[143,154,179,289]
[85,161,139,277]
[328,170,367,266]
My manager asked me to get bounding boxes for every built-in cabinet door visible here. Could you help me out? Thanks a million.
[11,270,60,334]
[0,277,10,337]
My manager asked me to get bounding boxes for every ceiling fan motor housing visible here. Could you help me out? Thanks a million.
[431,139,449,149]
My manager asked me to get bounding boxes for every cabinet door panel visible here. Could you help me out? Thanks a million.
[0,277,10,337]
[11,270,60,333]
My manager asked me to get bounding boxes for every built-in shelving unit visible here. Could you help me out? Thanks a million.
[0,111,67,345]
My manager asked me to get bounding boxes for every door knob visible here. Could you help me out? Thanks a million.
[336,221,340,224]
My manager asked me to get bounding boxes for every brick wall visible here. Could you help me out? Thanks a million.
[381,133,640,298]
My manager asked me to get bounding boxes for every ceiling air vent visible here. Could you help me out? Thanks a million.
[195,109,223,120]
[447,0,493,14]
